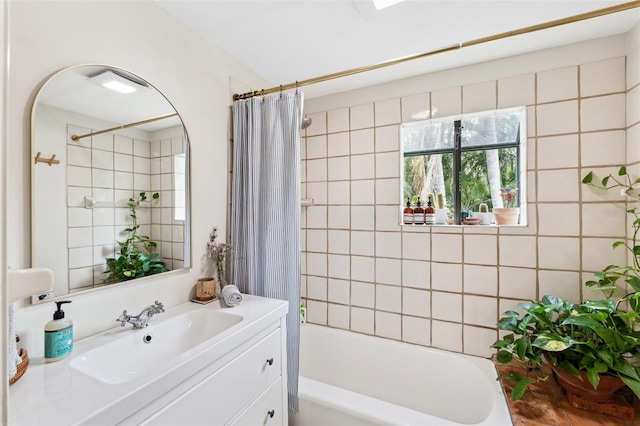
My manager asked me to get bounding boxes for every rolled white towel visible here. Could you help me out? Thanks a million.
[222,284,243,307]
[8,304,21,380]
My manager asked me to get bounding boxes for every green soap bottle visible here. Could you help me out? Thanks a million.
[44,300,73,363]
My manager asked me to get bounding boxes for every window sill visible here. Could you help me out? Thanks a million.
[401,223,526,228]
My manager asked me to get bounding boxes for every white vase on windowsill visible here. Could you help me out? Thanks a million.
[492,207,520,225]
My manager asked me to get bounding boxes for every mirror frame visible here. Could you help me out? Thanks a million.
[30,64,192,304]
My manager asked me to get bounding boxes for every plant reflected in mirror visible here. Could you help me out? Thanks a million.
[105,192,168,283]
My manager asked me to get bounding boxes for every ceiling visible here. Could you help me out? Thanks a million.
[155,0,640,99]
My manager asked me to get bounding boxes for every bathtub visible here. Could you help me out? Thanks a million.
[289,324,512,426]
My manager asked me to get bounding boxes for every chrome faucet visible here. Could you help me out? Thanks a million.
[117,301,165,329]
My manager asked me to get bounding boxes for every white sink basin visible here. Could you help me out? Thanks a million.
[70,308,243,384]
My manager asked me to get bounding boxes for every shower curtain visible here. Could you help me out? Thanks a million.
[231,92,302,412]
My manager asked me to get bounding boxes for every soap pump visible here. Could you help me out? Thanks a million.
[44,300,73,363]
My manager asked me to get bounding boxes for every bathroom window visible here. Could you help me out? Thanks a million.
[401,107,526,225]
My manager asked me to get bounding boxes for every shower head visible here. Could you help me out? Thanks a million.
[301,117,312,130]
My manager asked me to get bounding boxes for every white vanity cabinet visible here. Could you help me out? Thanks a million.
[136,326,286,425]
[9,295,289,426]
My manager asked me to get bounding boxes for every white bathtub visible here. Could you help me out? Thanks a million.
[289,324,513,426]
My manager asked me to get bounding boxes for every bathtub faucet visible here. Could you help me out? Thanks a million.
[117,301,165,329]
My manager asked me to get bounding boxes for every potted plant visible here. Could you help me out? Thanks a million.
[492,167,640,402]
[492,188,519,225]
[475,202,493,225]
[206,227,234,293]
[104,192,167,283]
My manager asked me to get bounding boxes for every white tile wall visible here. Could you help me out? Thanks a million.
[351,231,374,256]
[301,54,635,360]
[431,262,462,292]
[351,307,374,334]
[497,73,535,109]
[402,287,430,317]
[375,232,401,258]
[538,237,580,270]
[375,98,401,126]
[375,285,401,312]
[537,66,578,104]
[375,258,401,285]
[537,135,579,169]
[537,100,579,136]
[375,126,399,152]
[328,304,350,329]
[308,182,328,205]
[328,254,350,280]
[431,320,462,352]
[402,260,430,289]
[402,316,430,346]
[463,81,496,113]
[375,311,401,339]
[581,130,626,167]
[401,93,430,122]
[431,87,461,118]
[350,104,374,130]
[328,278,350,304]
[327,108,349,133]
[581,94,626,132]
[327,157,350,181]
[463,265,497,296]
[327,132,350,157]
[350,154,375,180]
[580,57,626,97]
[351,180,374,204]
[352,281,375,308]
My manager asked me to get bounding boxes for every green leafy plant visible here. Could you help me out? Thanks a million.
[104,192,167,283]
[492,166,640,401]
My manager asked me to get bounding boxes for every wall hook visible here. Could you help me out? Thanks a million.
[34,152,60,166]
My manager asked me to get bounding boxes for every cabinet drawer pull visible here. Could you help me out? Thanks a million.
[266,358,274,366]
[268,409,275,418]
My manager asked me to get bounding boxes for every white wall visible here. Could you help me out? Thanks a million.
[4,0,269,411]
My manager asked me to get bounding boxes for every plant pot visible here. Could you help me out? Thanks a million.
[493,207,520,225]
[196,277,217,301]
[475,212,493,225]
[546,360,626,402]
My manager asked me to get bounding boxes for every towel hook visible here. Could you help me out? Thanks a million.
[34,152,60,166]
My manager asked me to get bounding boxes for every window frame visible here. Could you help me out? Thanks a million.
[400,107,527,226]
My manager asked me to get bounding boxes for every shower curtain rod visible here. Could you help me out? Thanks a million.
[233,0,640,101]
[70,112,178,141]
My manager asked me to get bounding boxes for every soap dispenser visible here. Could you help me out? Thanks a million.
[44,300,73,363]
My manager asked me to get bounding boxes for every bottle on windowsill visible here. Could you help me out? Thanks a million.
[403,198,414,225]
[413,199,425,225]
[425,195,436,225]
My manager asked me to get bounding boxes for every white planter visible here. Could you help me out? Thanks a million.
[474,212,493,225]
[435,208,449,224]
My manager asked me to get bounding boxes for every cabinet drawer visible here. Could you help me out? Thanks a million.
[228,377,284,426]
[141,329,282,425]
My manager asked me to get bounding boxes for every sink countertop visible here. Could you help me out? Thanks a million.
[9,294,288,426]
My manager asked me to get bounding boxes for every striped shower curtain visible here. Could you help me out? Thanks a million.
[231,93,302,412]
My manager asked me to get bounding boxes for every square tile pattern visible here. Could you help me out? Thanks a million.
[66,128,186,290]
[301,54,638,359]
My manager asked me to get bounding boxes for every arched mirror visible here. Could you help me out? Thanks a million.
[31,65,191,303]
